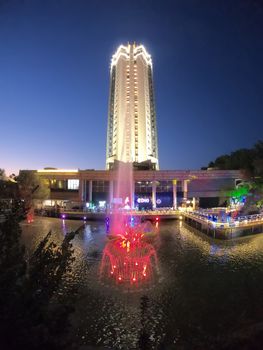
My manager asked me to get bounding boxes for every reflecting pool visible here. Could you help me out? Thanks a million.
[21,217,263,349]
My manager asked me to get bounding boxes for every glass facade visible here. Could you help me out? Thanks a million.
[68,179,79,190]
[135,181,152,193]
[91,181,109,205]
[50,179,67,191]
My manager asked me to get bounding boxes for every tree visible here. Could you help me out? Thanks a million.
[0,168,5,180]
[252,141,263,178]
[207,141,263,212]
[16,171,50,211]
[207,140,263,180]
[0,214,78,349]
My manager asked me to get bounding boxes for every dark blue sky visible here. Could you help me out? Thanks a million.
[1,0,262,175]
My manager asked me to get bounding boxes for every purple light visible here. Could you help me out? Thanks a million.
[61,214,66,219]
[83,216,87,220]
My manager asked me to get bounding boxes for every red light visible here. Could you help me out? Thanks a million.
[99,224,158,288]
[156,217,159,221]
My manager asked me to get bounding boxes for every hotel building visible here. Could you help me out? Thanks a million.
[106,43,158,170]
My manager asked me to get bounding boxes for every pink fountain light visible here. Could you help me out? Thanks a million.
[102,158,158,288]
[100,222,158,287]
[110,161,134,236]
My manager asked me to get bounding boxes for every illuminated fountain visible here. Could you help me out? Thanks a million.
[100,220,158,287]
[102,160,159,288]
[102,147,159,287]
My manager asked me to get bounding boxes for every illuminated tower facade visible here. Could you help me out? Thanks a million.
[106,43,159,170]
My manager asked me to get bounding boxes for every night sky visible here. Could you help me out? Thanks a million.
[1,0,262,175]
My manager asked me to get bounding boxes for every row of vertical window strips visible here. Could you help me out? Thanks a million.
[91,180,183,193]
[135,181,183,192]
[50,180,185,193]
[144,68,152,154]
[134,62,138,160]
[148,66,158,158]
[125,63,130,160]
[107,66,116,157]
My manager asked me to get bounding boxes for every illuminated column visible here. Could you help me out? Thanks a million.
[172,179,177,209]
[192,197,196,210]
[152,181,157,210]
[84,180,87,202]
[183,179,188,201]
[89,180,93,203]
[79,179,84,202]
[109,180,114,207]
[81,179,87,202]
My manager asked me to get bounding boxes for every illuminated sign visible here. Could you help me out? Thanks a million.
[137,198,150,204]
[156,199,162,205]
[37,169,78,173]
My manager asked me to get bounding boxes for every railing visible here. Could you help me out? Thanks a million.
[184,210,263,228]
[107,208,179,216]
[59,208,179,216]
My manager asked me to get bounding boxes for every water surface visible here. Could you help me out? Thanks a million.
[21,217,263,349]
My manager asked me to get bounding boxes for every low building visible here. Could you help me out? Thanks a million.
[21,168,244,210]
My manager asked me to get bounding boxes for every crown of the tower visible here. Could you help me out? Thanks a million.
[111,43,152,70]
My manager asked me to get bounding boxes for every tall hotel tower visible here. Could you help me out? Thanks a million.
[106,43,159,170]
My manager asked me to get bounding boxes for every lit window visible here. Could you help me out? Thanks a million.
[68,179,79,190]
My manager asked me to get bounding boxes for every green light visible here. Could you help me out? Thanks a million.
[228,186,249,199]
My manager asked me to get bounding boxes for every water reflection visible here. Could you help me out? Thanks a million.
[179,221,263,262]
[61,219,67,235]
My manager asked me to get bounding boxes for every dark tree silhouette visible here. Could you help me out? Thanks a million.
[0,215,80,350]
[207,140,263,180]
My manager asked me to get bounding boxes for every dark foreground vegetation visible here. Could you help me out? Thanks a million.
[0,214,79,350]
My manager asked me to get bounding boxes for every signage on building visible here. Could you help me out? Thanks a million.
[156,199,162,205]
[137,198,150,204]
